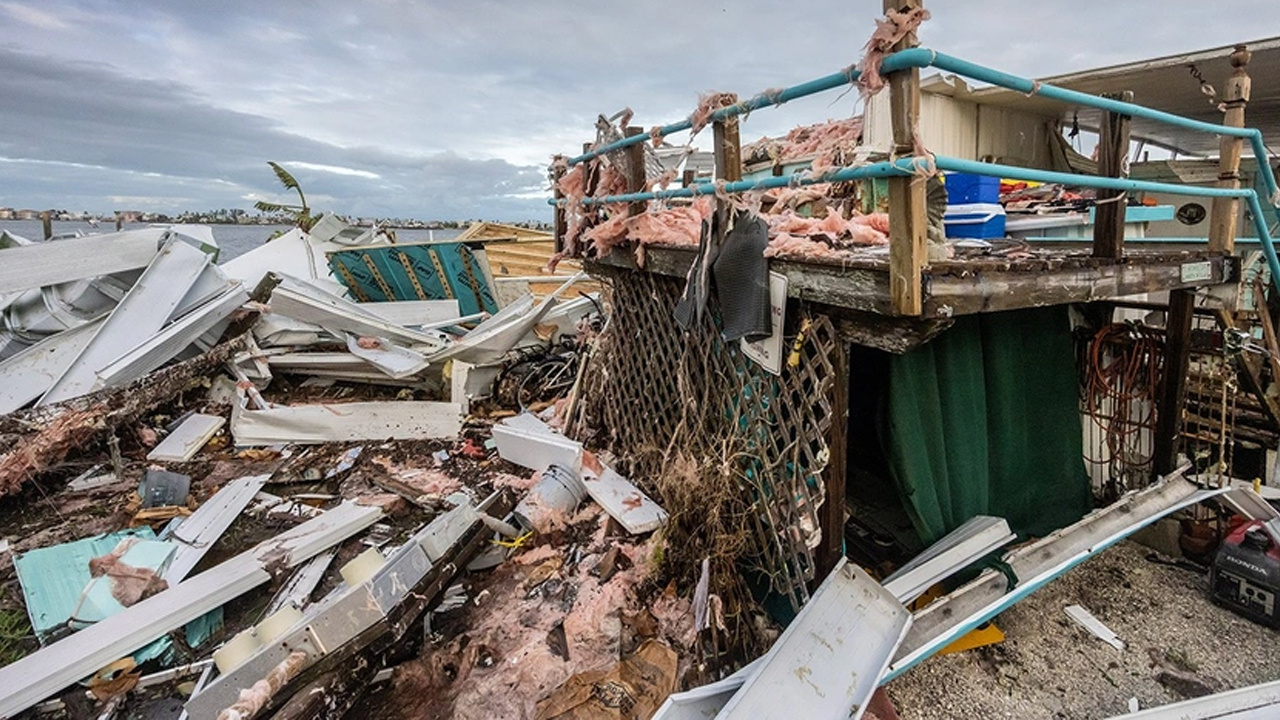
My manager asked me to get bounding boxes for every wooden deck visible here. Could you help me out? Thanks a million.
[589,243,1239,320]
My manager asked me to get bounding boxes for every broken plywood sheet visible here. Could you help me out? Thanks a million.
[147,414,226,463]
[232,401,463,446]
[0,229,163,294]
[0,315,105,414]
[582,466,667,535]
[39,238,210,405]
[717,558,911,720]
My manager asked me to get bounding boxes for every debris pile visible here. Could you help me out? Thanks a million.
[0,216,670,720]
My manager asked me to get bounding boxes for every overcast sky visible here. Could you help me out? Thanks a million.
[1,1,1277,221]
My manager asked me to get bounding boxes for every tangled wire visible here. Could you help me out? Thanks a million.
[1080,323,1164,495]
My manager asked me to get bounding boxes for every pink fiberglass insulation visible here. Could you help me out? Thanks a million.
[856,7,931,98]
[88,537,169,608]
[386,508,695,720]
[216,650,308,720]
[764,233,846,261]
[596,163,629,198]
[554,159,632,260]
[763,207,889,260]
[583,198,713,258]
[689,92,736,136]
[743,117,865,173]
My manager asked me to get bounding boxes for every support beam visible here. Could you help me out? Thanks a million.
[712,94,742,259]
[884,0,927,316]
[1093,91,1133,260]
[816,340,850,580]
[552,154,567,254]
[712,94,743,183]
[1154,289,1195,476]
[1253,278,1280,383]
[624,127,647,217]
[1209,45,1251,254]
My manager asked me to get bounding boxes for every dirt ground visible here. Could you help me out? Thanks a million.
[887,539,1280,719]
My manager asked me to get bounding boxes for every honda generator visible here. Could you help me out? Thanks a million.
[1210,519,1280,628]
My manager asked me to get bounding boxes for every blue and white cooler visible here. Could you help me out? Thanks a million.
[944,202,1007,239]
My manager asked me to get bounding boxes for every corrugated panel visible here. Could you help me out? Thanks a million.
[327,242,499,316]
[920,93,979,160]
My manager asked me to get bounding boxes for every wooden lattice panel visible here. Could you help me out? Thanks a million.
[583,262,835,610]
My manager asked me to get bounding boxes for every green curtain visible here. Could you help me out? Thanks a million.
[886,306,1090,544]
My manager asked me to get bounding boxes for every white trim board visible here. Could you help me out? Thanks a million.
[147,414,228,464]
[357,300,460,327]
[267,275,447,350]
[96,284,248,390]
[884,477,1230,681]
[881,515,1014,604]
[344,334,429,379]
[581,466,667,535]
[1103,678,1280,719]
[0,229,164,294]
[656,515,1013,720]
[231,401,463,446]
[162,474,268,583]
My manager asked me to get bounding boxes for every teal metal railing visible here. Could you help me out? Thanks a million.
[556,47,1280,291]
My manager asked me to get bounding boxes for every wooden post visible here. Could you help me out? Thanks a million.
[1154,289,1195,477]
[712,94,742,183]
[711,94,742,252]
[582,142,599,198]
[1209,45,1252,254]
[1092,91,1132,260]
[624,127,647,217]
[40,210,52,240]
[817,340,849,580]
[884,0,927,317]
[551,154,567,254]
[681,169,695,188]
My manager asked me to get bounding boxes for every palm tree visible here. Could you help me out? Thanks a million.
[254,162,316,231]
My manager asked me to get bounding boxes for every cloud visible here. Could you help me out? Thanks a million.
[0,46,548,219]
[0,0,1277,219]
[282,162,381,180]
[0,2,68,30]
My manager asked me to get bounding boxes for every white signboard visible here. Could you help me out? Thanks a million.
[741,272,788,375]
